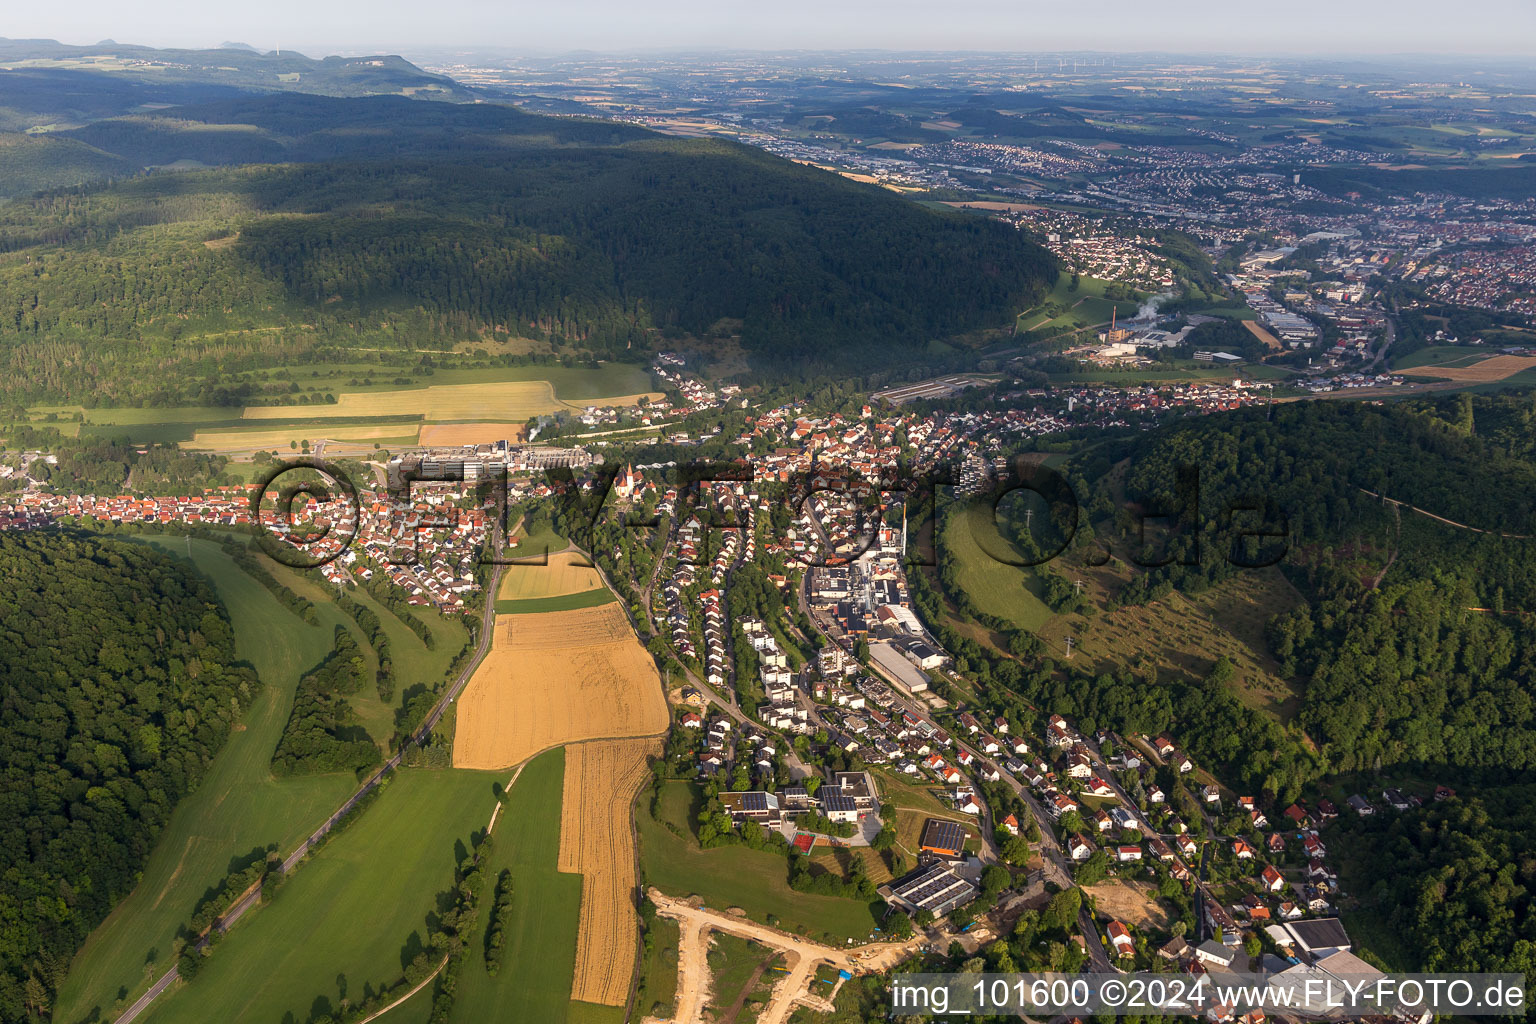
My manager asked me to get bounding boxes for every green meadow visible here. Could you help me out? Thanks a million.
[495,588,615,615]
[449,748,584,1024]
[54,538,358,1024]
[941,503,1056,633]
[54,537,469,1024]
[141,768,500,1024]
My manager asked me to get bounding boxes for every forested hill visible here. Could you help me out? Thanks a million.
[1058,395,1536,985]
[0,38,470,102]
[0,533,255,1023]
[1066,393,1536,776]
[0,95,1057,403]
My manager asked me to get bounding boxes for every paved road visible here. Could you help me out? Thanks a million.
[113,551,506,1024]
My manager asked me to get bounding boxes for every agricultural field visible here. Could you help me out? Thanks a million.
[451,748,584,1024]
[452,603,669,769]
[497,550,605,602]
[1391,344,1492,370]
[1244,321,1282,351]
[37,363,658,447]
[417,422,528,446]
[559,738,663,1007]
[496,589,618,614]
[1394,353,1536,383]
[637,781,883,945]
[141,768,500,1024]
[52,537,359,1024]
[189,423,414,452]
[810,845,894,886]
[242,380,615,423]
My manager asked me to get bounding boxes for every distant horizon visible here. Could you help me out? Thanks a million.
[9,36,1536,69]
[4,0,1534,60]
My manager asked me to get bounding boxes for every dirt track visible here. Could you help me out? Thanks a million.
[646,891,924,1024]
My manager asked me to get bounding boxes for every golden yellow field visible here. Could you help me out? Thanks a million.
[1395,354,1536,382]
[559,737,660,1006]
[241,382,663,422]
[417,422,528,446]
[188,424,413,452]
[496,551,604,601]
[452,603,669,769]
[1244,320,1282,351]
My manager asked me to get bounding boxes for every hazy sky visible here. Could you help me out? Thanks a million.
[8,0,1536,57]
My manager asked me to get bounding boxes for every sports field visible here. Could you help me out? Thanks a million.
[454,604,668,770]
[53,538,357,1024]
[141,768,500,1024]
[450,748,585,1024]
[560,738,661,1006]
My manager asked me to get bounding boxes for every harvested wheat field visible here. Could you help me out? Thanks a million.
[497,550,604,602]
[453,603,668,770]
[1395,354,1536,382]
[1244,320,1282,351]
[416,422,528,446]
[560,737,661,1005]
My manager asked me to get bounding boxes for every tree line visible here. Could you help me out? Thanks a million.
[0,532,254,1022]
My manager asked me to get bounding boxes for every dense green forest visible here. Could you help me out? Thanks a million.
[1333,788,1536,985]
[269,627,383,776]
[1066,396,1536,776]
[0,94,1055,404]
[0,533,253,1022]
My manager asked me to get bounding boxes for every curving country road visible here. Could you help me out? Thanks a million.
[112,552,506,1024]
